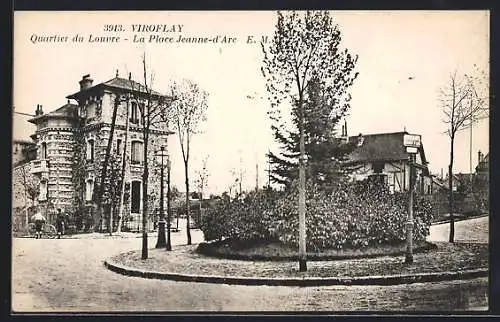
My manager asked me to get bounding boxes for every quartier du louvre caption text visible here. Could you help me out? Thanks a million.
[29,24,269,45]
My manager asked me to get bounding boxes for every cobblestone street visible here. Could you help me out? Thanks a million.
[12,217,489,312]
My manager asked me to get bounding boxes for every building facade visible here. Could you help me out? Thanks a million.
[342,131,433,194]
[17,73,173,231]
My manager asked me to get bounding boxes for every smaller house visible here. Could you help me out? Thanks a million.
[342,131,432,194]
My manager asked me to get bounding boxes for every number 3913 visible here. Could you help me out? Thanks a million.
[104,24,124,32]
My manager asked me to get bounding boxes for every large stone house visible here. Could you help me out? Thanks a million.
[342,131,433,194]
[13,73,173,231]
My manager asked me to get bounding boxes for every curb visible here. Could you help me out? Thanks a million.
[431,214,488,226]
[103,258,488,287]
[196,241,437,262]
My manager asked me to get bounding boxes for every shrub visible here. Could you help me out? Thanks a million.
[200,180,433,251]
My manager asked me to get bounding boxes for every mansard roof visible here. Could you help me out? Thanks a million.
[28,102,78,124]
[345,131,429,165]
[66,76,166,99]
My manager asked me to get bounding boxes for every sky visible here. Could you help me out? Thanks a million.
[13,11,490,195]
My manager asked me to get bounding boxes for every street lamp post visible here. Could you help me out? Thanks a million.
[155,146,167,248]
[403,133,421,265]
[166,157,172,251]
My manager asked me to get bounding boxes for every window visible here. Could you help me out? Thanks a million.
[131,180,141,213]
[116,139,122,155]
[39,180,48,201]
[86,179,94,201]
[372,161,384,174]
[130,102,139,124]
[86,139,94,163]
[131,141,143,164]
[41,142,47,159]
[138,103,145,124]
[87,102,97,119]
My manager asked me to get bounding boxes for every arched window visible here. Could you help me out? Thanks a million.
[41,142,47,159]
[86,139,95,163]
[131,141,143,164]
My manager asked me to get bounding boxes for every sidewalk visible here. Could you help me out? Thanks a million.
[104,241,488,286]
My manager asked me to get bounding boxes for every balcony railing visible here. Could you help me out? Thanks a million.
[30,159,49,174]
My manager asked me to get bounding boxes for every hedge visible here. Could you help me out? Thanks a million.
[200,179,433,251]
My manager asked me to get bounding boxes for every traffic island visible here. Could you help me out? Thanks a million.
[104,242,488,286]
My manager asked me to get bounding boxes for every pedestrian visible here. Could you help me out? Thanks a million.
[55,208,65,239]
[31,212,46,239]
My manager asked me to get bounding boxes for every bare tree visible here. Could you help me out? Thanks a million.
[116,89,130,233]
[133,54,171,258]
[95,92,121,232]
[194,155,209,226]
[439,68,488,242]
[169,79,208,245]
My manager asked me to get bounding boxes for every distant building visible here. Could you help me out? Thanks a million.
[341,131,433,194]
[12,139,36,166]
[475,151,489,182]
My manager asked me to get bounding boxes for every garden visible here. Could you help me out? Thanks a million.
[198,179,435,261]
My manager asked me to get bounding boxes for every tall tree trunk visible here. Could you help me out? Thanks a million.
[185,161,192,245]
[97,97,120,229]
[199,188,202,228]
[141,130,149,259]
[448,136,455,243]
[298,93,307,272]
[109,203,114,236]
[117,96,130,233]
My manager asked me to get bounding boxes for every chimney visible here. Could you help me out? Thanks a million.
[79,74,93,91]
[478,150,482,164]
[35,104,44,116]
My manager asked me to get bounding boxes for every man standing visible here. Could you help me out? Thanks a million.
[55,209,65,239]
[32,212,46,239]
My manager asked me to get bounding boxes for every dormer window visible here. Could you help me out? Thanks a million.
[357,134,364,147]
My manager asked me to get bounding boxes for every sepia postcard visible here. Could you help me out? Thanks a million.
[11,10,490,313]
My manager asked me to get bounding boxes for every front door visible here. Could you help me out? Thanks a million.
[131,181,141,213]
